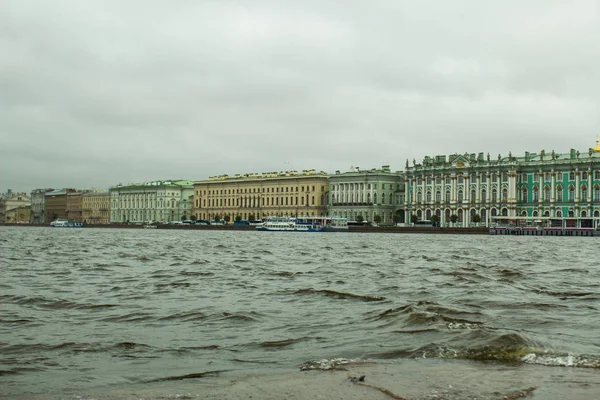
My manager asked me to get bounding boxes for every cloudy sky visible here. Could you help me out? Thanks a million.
[1,1,599,193]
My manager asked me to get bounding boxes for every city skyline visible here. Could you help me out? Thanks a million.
[2,1,599,194]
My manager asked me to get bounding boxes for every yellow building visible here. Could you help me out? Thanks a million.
[82,191,110,224]
[6,205,31,224]
[194,170,329,221]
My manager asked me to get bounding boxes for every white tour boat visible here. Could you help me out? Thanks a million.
[256,217,323,232]
[50,219,83,228]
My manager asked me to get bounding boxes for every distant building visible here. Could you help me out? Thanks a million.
[82,191,110,224]
[110,180,194,224]
[66,192,85,222]
[193,170,329,221]
[30,189,54,224]
[328,165,405,224]
[45,189,77,222]
[404,141,600,227]
[1,191,31,223]
[6,205,31,224]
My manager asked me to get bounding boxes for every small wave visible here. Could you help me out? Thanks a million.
[100,312,155,323]
[293,288,386,302]
[147,370,225,382]
[522,353,600,368]
[0,294,117,310]
[218,312,259,322]
[299,358,370,371]
[270,271,302,277]
[159,311,206,322]
[180,270,214,276]
[257,336,322,349]
[155,281,193,288]
[189,259,210,265]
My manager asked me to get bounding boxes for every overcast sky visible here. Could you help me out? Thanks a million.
[2,1,599,194]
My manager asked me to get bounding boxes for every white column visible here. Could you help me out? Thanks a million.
[575,168,580,202]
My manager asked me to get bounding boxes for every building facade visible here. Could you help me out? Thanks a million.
[404,144,600,227]
[82,191,110,224]
[193,170,329,221]
[110,180,194,224]
[1,192,31,223]
[66,192,84,222]
[328,166,405,224]
[6,206,31,223]
[45,189,77,222]
[30,189,54,224]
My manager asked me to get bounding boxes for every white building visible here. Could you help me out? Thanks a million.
[110,180,194,224]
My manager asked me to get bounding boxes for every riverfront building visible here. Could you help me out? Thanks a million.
[328,166,405,224]
[404,142,600,227]
[30,189,54,224]
[0,192,31,223]
[45,189,77,222]
[193,170,329,221]
[66,192,84,222]
[82,191,110,224]
[109,180,194,224]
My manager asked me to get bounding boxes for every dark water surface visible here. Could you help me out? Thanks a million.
[1,227,599,396]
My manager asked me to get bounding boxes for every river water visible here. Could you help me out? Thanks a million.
[1,227,599,398]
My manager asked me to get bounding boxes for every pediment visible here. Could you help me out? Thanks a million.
[449,155,470,168]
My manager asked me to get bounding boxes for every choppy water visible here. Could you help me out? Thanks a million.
[1,226,600,396]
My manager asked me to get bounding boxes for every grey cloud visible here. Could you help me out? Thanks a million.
[1,0,599,193]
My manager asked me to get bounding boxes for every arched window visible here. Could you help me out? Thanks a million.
[471,189,476,203]
[582,185,588,201]
[533,187,539,202]
[556,186,563,202]
[416,192,422,203]
[458,190,463,203]
[445,190,451,203]
[581,210,587,218]
[436,191,441,202]
[491,208,497,217]
[502,208,508,216]
[522,210,527,216]
[481,189,487,203]
[595,185,600,201]
[502,189,508,202]
[426,191,431,202]
[492,189,497,203]
[568,185,575,201]
[544,186,550,201]
[556,210,562,217]
[521,187,527,202]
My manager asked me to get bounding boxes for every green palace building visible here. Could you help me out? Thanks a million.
[404,140,600,228]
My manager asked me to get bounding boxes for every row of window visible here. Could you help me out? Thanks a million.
[198,195,323,208]
[413,186,600,204]
[331,193,394,204]
[331,183,399,191]
[414,170,600,185]
[198,186,323,196]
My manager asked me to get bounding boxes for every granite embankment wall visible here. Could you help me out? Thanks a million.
[2,223,489,234]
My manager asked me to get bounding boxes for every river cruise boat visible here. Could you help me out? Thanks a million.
[256,217,323,232]
[50,219,83,228]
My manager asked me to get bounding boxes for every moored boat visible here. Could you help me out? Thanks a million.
[256,217,323,232]
[50,219,83,228]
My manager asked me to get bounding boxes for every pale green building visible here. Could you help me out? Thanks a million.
[328,165,405,224]
[404,141,600,228]
[110,180,194,224]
